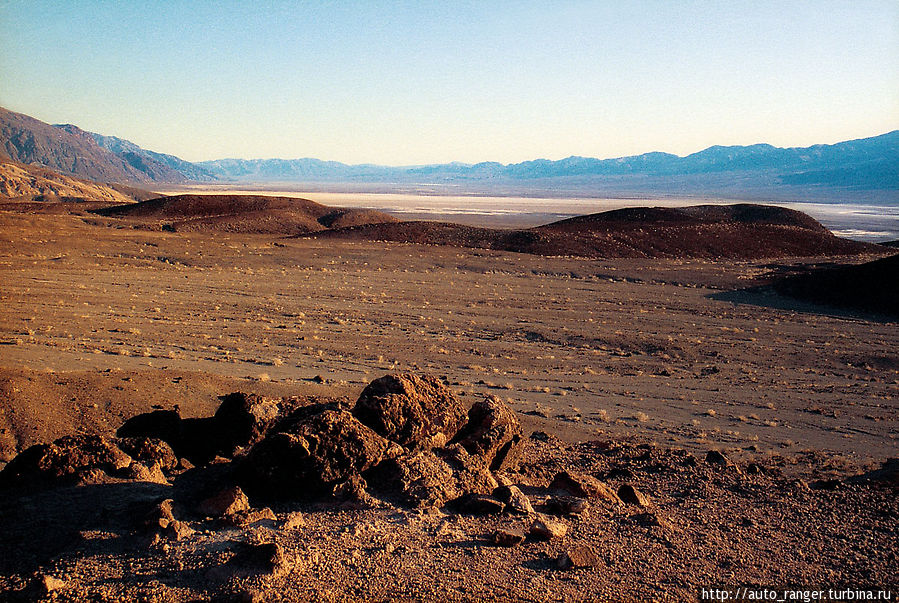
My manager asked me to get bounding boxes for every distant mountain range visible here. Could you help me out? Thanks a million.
[1,106,896,201]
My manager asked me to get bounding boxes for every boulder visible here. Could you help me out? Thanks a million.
[438,444,499,496]
[0,435,132,486]
[197,486,251,518]
[116,410,183,448]
[331,475,375,507]
[221,507,278,528]
[353,374,467,451]
[121,461,170,484]
[116,437,179,472]
[238,404,391,499]
[367,450,461,509]
[213,392,309,454]
[450,395,524,471]
[116,410,221,465]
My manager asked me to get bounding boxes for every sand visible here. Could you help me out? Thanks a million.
[0,204,896,600]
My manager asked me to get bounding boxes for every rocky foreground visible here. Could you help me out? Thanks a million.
[0,373,896,601]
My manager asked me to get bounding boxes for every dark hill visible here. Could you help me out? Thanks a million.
[312,204,881,260]
[538,204,826,232]
[772,254,899,318]
[94,194,399,235]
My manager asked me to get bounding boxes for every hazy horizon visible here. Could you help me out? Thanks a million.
[1,1,897,165]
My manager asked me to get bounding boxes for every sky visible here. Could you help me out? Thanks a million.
[1,1,897,165]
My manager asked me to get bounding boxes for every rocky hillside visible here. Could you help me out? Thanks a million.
[0,373,895,600]
[0,107,185,184]
[0,159,154,204]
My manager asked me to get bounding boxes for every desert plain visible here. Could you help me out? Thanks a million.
[0,196,896,601]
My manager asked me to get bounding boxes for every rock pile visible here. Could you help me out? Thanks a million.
[0,373,527,513]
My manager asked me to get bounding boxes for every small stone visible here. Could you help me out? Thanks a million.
[617,484,650,507]
[810,478,842,491]
[492,528,525,547]
[632,512,672,530]
[208,542,291,581]
[745,463,766,475]
[545,496,589,516]
[163,520,195,541]
[143,498,176,532]
[222,507,278,527]
[281,511,306,530]
[530,517,568,540]
[557,546,600,569]
[39,574,66,594]
[455,493,505,515]
[549,471,621,505]
[493,485,534,514]
[198,486,251,518]
[706,450,730,465]
[122,461,170,484]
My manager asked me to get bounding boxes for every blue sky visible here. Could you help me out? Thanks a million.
[1,1,896,164]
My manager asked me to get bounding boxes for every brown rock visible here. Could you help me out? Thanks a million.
[281,511,306,530]
[550,471,621,505]
[143,498,176,531]
[439,444,499,496]
[450,395,525,471]
[116,409,221,466]
[494,484,535,515]
[0,434,132,486]
[208,542,291,581]
[368,450,461,508]
[617,484,650,507]
[122,461,170,484]
[38,574,66,594]
[492,528,525,547]
[116,409,182,447]
[706,449,731,465]
[545,495,589,516]
[116,437,179,472]
[557,546,600,569]
[163,519,195,541]
[454,493,505,515]
[332,475,375,507]
[238,403,391,499]
[214,392,309,453]
[221,507,278,527]
[530,516,568,540]
[353,373,467,451]
[198,486,251,517]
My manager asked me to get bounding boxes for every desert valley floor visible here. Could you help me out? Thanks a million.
[0,204,896,601]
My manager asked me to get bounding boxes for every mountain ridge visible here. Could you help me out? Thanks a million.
[1,106,896,197]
